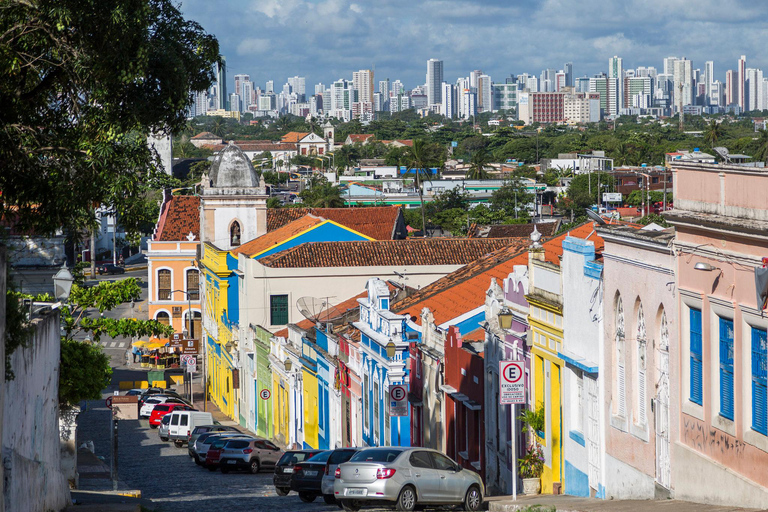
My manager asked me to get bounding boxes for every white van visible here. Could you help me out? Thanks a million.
[168,411,214,447]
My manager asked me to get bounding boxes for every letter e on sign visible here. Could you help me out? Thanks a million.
[499,360,525,405]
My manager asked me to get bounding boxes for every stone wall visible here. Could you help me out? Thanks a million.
[2,309,70,512]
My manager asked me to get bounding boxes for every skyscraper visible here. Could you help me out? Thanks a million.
[378,79,390,112]
[352,70,374,103]
[441,82,456,118]
[217,56,227,110]
[663,57,678,77]
[426,59,444,107]
[266,80,274,94]
[608,56,623,112]
[673,58,693,109]
[704,61,714,105]
[725,70,736,106]
[288,76,306,101]
[477,74,492,113]
[564,62,574,87]
[738,55,746,111]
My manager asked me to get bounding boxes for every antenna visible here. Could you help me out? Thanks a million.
[585,208,607,225]
[713,146,731,163]
[296,296,343,325]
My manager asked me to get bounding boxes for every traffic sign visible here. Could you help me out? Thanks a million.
[105,396,113,409]
[260,389,271,400]
[499,360,526,404]
[389,385,408,417]
[180,354,193,364]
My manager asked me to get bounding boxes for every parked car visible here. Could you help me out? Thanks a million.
[149,402,192,428]
[218,438,284,474]
[188,424,240,454]
[321,448,359,504]
[334,447,484,512]
[139,395,189,418]
[205,436,253,471]
[273,450,324,496]
[158,414,172,442]
[168,410,214,447]
[97,263,125,275]
[191,433,252,465]
[124,388,144,396]
[138,389,182,408]
[291,450,333,503]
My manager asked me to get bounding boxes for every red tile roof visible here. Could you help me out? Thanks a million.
[347,134,375,143]
[154,196,200,241]
[191,132,220,140]
[267,206,402,240]
[394,223,602,326]
[281,132,311,143]
[258,238,529,269]
[231,215,324,257]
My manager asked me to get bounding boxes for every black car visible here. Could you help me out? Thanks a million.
[97,263,125,275]
[290,450,332,502]
[274,449,324,496]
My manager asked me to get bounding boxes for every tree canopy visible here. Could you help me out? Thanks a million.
[1,0,219,235]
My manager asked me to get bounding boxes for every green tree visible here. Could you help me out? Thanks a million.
[704,119,724,150]
[299,177,345,208]
[490,179,533,220]
[404,139,443,236]
[267,197,282,209]
[753,128,768,164]
[0,0,219,235]
[466,149,492,180]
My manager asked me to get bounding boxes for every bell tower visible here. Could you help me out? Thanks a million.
[322,120,335,145]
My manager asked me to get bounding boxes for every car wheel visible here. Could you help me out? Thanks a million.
[220,466,229,474]
[160,437,168,442]
[463,485,482,511]
[396,485,417,512]
[298,492,316,503]
[207,465,217,472]
[323,494,336,505]
[194,458,202,465]
[275,487,290,496]
[149,424,157,429]
[340,499,361,511]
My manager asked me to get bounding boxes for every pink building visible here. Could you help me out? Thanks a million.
[666,162,768,507]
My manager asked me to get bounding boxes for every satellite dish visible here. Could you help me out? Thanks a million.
[296,297,343,324]
[713,147,730,162]
[585,209,607,225]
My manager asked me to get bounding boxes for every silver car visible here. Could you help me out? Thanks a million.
[158,414,171,441]
[219,438,284,474]
[321,448,359,503]
[191,433,252,465]
[333,447,484,512]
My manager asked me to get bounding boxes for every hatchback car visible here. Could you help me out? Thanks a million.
[97,264,125,275]
[334,447,484,512]
[273,450,324,496]
[192,433,251,465]
[158,414,172,441]
[149,402,192,428]
[139,395,189,418]
[321,448,359,504]
[218,438,284,474]
[291,450,332,502]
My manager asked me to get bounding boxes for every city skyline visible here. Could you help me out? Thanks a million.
[178,0,768,90]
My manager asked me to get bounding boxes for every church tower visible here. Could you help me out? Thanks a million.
[199,142,268,250]
[322,120,335,145]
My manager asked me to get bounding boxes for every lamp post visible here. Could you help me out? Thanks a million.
[497,307,513,330]
[53,264,74,303]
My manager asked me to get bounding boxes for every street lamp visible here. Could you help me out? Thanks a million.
[498,307,514,330]
[53,264,74,302]
[385,340,397,359]
[284,358,292,372]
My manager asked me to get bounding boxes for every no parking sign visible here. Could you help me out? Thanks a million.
[499,360,525,404]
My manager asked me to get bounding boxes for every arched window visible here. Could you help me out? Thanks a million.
[186,269,200,300]
[230,221,241,247]
[158,269,171,300]
[637,303,647,425]
[616,297,626,417]
[659,310,669,352]
[156,311,170,326]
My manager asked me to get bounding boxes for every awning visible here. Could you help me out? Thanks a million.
[145,338,169,350]
[132,340,149,348]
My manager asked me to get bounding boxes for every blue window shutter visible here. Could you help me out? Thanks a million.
[719,318,734,420]
[752,327,768,435]
[690,308,703,405]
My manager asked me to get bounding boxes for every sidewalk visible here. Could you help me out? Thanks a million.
[486,494,766,512]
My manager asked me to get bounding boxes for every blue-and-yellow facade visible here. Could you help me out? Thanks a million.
[202,243,241,421]
[526,293,564,494]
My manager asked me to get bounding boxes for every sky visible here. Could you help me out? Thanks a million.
[177,0,768,93]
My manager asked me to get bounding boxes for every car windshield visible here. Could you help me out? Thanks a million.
[305,451,331,463]
[349,448,404,463]
[329,450,357,464]
[154,405,169,412]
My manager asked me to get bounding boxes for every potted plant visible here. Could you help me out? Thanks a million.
[518,404,546,440]
[518,443,544,494]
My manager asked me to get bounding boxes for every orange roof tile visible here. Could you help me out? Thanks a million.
[347,134,375,143]
[258,238,529,269]
[191,132,220,140]
[394,222,602,326]
[281,132,311,143]
[231,215,324,257]
[154,196,200,241]
[267,206,403,240]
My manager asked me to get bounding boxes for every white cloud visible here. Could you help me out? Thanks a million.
[236,38,271,55]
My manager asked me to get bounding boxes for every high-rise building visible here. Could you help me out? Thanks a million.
[440,82,456,118]
[460,87,477,120]
[216,56,227,110]
[266,80,274,94]
[663,57,678,77]
[564,62,573,87]
[378,79,390,112]
[589,76,609,116]
[352,70,374,103]
[470,70,483,89]
[555,71,566,92]
[491,83,518,113]
[426,59,444,106]
[575,76,590,93]
[234,74,250,107]
[725,70,736,106]
[241,81,253,112]
[608,56,624,112]
[704,61,714,105]
[627,76,653,108]
[477,74,492,112]
[673,58,694,109]
[287,76,306,101]
[738,55,747,111]
[746,68,764,112]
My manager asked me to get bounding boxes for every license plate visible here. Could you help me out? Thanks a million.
[283,468,294,474]
[227,460,237,464]
[304,470,317,477]
[346,488,367,496]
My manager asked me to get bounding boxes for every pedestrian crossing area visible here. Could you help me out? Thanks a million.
[100,341,128,349]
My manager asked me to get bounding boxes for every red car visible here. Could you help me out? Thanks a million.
[204,437,231,471]
[149,402,192,428]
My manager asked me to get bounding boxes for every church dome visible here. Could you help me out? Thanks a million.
[209,142,259,188]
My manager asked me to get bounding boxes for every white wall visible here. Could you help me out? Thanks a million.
[2,311,70,512]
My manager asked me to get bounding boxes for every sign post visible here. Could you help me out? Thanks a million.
[499,360,526,501]
[389,385,408,417]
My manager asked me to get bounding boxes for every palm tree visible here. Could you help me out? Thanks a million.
[211,116,225,137]
[754,128,768,164]
[704,119,724,150]
[404,139,436,237]
[308,182,345,208]
[466,149,492,180]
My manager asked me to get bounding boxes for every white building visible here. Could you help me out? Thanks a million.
[673,58,694,109]
[426,58,444,107]
[441,82,456,119]
[609,56,624,112]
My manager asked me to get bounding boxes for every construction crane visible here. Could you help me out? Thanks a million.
[678,82,684,132]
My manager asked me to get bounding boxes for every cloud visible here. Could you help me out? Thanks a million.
[236,38,271,56]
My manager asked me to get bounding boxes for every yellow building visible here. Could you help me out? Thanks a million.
[526,247,565,494]
[301,339,319,449]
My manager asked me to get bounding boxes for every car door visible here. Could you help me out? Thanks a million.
[408,450,440,502]
[260,440,282,466]
[430,452,463,502]
[168,412,180,437]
